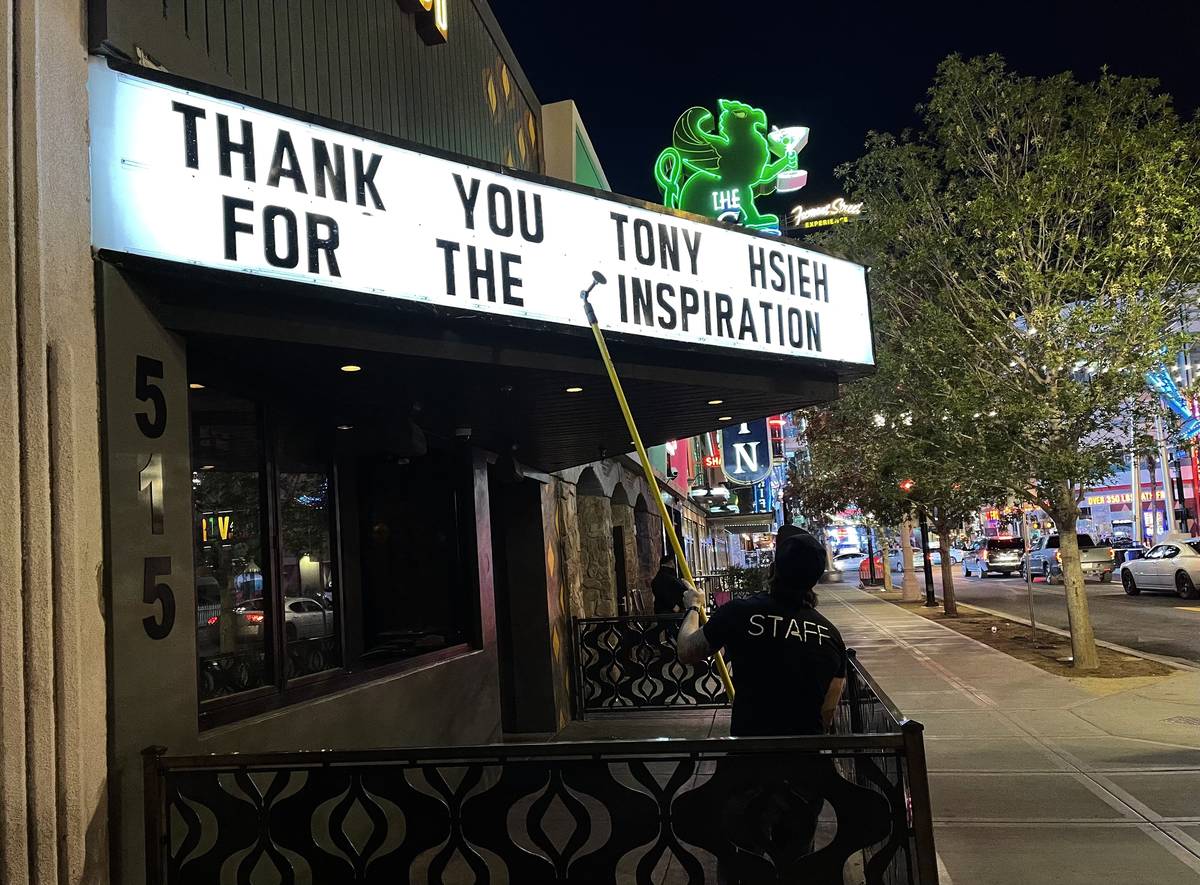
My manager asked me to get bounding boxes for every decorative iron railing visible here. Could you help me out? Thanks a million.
[144,721,937,884]
[572,615,728,717]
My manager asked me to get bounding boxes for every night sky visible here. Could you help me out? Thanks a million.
[490,1,1199,212]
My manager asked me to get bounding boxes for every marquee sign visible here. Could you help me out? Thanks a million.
[89,60,873,367]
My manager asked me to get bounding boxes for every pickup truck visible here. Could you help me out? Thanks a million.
[1024,534,1115,584]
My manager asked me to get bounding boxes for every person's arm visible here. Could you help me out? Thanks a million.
[821,676,846,731]
[676,587,713,665]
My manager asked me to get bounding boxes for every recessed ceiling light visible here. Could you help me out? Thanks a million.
[189,382,205,390]
[199,464,216,470]
[336,424,353,431]
[340,364,362,373]
[565,386,583,393]
[718,416,733,422]
[707,398,723,405]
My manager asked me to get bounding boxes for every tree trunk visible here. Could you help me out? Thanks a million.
[1050,497,1100,670]
[935,516,958,616]
[880,530,894,592]
[900,515,920,600]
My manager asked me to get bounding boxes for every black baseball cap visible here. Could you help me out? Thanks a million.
[774,529,827,589]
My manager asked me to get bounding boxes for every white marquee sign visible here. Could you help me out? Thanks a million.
[89,59,874,366]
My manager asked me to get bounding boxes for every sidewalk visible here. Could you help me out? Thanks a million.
[824,584,1200,884]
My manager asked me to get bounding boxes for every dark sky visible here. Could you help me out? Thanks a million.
[489,1,1199,211]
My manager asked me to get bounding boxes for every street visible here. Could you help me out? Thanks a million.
[927,569,1200,667]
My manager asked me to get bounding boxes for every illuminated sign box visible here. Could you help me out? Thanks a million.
[89,59,873,367]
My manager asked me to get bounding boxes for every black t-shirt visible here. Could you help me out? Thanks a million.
[651,569,686,614]
[702,593,847,737]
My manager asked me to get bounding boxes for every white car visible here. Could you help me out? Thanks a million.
[1119,540,1200,599]
[231,596,335,641]
[832,551,868,573]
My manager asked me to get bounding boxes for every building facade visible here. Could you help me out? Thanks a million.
[1,4,873,882]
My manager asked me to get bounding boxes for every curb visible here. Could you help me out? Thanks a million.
[954,601,1200,673]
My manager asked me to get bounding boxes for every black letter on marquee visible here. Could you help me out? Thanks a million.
[306,213,341,276]
[748,246,766,290]
[739,300,759,342]
[813,261,829,302]
[518,191,544,243]
[313,140,347,202]
[222,196,254,260]
[171,101,206,169]
[806,310,822,351]
[487,184,514,237]
[454,174,480,228]
[353,149,386,210]
[263,205,299,269]
[467,245,496,301]
[768,251,786,292]
[633,220,655,266]
[609,212,629,260]
[267,130,308,193]
[715,292,734,338]
[656,283,678,330]
[436,238,460,295]
[679,286,700,331]
[217,114,256,181]
[500,252,524,306]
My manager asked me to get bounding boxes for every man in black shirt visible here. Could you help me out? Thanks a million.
[650,555,686,615]
[676,529,847,880]
[678,529,846,734]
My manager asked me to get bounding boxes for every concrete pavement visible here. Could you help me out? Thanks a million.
[826,584,1200,884]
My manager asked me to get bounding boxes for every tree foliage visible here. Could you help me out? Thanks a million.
[817,55,1200,667]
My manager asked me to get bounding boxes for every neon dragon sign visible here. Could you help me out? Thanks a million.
[653,99,808,234]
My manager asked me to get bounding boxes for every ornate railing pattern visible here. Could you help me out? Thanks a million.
[144,725,937,884]
[573,615,728,716]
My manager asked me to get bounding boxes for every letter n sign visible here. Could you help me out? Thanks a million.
[720,418,772,485]
[398,0,449,44]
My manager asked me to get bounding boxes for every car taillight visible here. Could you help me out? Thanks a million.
[206,616,219,626]
[243,612,264,624]
[1107,548,1115,560]
[1054,550,1061,562]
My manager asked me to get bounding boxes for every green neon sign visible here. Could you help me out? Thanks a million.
[654,99,808,233]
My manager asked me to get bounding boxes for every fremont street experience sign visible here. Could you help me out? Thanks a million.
[89,59,874,367]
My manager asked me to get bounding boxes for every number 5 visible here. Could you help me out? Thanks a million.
[135,355,167,439]
[143,556,176,640]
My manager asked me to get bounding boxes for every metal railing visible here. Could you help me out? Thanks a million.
[144,725,936,884]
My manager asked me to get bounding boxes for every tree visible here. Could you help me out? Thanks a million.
[823,55,1200,668]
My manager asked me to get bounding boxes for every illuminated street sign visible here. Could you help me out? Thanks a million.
[721,419,772,484]
[788,197,864,230]
[653,99,809,233]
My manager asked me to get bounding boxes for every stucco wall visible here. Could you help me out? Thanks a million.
[0,3,109,882]
[577,494,617,617]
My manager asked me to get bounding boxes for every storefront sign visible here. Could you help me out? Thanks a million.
[720,419,772,485]
[90,61,872,366]
[653,99,809,234]
[788,197,864,230]
[402,0,449,44]
[90,62,872,366]
[1085,490,1166,507]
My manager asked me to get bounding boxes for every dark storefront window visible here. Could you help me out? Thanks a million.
[191,393,272,701]
[359,451,468,664]
[189,375,474,722]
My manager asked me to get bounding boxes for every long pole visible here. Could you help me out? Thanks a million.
[580,276,735,701]
[1156,412,1176,536]
[1022,508,1037,637]
[1131,418,1144,546]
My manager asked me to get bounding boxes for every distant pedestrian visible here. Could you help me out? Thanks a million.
[651,555,686,614]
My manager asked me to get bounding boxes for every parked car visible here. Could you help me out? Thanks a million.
[963,537,1024,578]
[209,596,335,642]
[1119,540,1200,598]
[889,547,942,570]
[1024,534,1114,583]
[832,551,868,573]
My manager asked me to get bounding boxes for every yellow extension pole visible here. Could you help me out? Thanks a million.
[580,280,735,702]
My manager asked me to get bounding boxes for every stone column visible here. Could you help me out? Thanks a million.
[611,500,638,595]
[555,481,586,619]
[0,2,109,882]
[577,494,617,617]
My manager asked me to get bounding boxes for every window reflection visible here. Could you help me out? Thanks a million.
[191,393,271,701]
[277,469,339,678]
